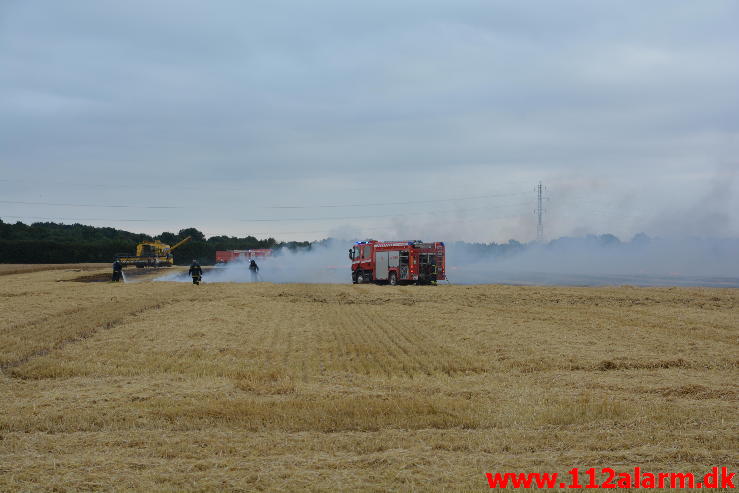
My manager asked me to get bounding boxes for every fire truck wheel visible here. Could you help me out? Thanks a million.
[389,272,398,286]
[356,272,365,284]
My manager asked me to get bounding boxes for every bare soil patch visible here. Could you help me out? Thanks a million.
[66,267,176,283]
[0,263,108,276]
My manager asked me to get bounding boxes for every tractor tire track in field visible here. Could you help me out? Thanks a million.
[364,306,434,376]
[351,304,413,377]
[345,304,388,377]
[365,304,482,376]
[298,302,328,382]
[318,301,473,378]
[387,313,440,373]
[309,306,327,380]
[343,302,397,377]
[0,293,188,375]
[331,305,370,375]
[346,303,410,375]
[259,319,281,371]
[330,304,352,373]
[340,304,373,375]
[246,302,272,364]
[281,322,294,368]
[373,309,430,377]
[0,305,87,335]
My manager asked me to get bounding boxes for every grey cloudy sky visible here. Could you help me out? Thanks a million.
[1,0,738,242]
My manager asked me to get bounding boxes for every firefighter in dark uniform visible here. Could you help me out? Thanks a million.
[112,258,123,282]
[249,259,259,281]
[188,260,203,285]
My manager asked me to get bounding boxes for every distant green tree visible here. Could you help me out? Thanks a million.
[173,241,214,265]
[599,234,620,246]
[631,233,650,246]
[156,232,178,244]
[177,228,205,241]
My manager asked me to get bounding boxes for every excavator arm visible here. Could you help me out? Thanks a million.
[166,236,192,253]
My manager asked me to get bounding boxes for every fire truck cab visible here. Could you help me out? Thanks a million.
[349,240,445,285]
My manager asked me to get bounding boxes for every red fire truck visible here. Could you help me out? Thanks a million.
[348,240,445,285]
[215,249,272,264]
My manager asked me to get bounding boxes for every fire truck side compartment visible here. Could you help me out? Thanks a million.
[399,251,409,279]
[375,251,389,280]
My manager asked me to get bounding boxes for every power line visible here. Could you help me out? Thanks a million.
[1,200,532,225]
[0,200,531,226]
[265,191,529,209]
[0,200,181,209]
[1,178,531,210]
[240,214,532,237]
[240,201,533,222]
[0,193,526,211]
[0,178,204,191]
[0,215,165,223]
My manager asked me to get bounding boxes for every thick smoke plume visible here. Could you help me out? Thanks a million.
[157,241,348,284]
[156,235,739,287]
[447,235,739,287]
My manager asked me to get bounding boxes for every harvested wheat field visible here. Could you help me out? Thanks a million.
[0,263,108,277]
[0,267,737,491]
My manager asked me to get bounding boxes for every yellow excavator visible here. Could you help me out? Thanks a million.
[117,236,192,268]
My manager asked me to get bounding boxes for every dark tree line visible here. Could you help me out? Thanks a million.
[0,218,650,265]
[0,219,308,265]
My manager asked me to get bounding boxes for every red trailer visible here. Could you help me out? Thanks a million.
[215,249,272,264]
[348,240,445,285]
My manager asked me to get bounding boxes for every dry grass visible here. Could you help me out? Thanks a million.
[0,268,737,491]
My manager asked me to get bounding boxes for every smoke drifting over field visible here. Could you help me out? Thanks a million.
[157,242,348,284]
[157,235,739,287]
[447,236,739,287]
